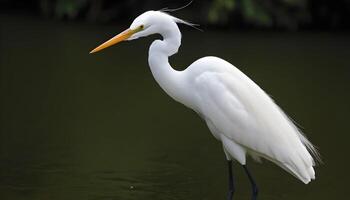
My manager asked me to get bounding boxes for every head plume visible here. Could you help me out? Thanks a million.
[158,1,202,31]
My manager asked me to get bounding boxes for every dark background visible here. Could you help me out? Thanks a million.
[1,0,350,30]
[1,1,350,200]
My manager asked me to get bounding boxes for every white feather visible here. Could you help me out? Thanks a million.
[186,56,320,183]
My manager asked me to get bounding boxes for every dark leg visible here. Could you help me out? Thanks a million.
[242,165,258,200]
[227,160,235,200]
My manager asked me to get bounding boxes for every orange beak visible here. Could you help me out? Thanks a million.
[90,28,135,54]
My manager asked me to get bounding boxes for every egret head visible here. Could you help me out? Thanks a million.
[90,11,195,54]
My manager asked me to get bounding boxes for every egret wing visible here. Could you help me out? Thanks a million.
[192,59,316,183]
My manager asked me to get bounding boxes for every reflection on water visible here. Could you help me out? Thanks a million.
[1,14,349,199]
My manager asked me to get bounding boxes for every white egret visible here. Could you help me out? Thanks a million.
[90,10,320,199]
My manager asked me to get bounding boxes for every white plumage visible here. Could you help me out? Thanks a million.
[90,10,320,193]
[187,56,318,183]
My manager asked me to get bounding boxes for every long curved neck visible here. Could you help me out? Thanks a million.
[148,25,189,105]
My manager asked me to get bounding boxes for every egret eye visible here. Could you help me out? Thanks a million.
[140,25,144,29]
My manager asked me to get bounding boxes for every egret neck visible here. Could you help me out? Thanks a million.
[147,24,190,107]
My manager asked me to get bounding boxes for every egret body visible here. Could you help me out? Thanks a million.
[90,11,320,199]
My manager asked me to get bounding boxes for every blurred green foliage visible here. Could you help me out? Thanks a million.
[208,0,309,29]
[43,0,88,19]
[1,0,349,30]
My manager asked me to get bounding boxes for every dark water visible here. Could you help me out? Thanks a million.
[1,14,349,200]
